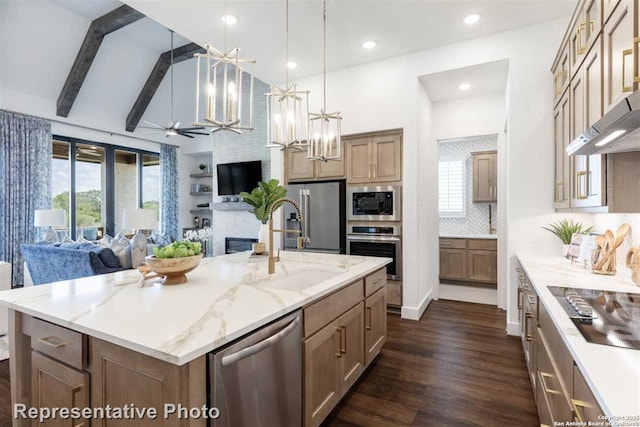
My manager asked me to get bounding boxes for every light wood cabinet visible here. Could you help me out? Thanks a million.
[364,287,387,366]
[603,0,635,114]
[346,131,402,184]
[553,42,571,106]
[570,3,588,77]
[554,91,571,208]
[604,0,622,23]
[31,351,90,427]
[468,250,497,283]
[284,145,345,183]
[315,141,345,179]
[337,303,365,392]
[439,248,468,281]
[472,150,497,203]
[440,238,497,286]
[572,365,605,422]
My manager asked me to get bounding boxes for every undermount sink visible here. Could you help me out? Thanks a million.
[263,268,342,291]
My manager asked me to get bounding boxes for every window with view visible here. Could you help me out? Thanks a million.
[439,160,465,218]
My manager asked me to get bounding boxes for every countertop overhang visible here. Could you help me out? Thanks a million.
[0,251,391,366]
[517,255,640,418]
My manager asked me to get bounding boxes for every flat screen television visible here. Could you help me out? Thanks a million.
[216,160,262,196]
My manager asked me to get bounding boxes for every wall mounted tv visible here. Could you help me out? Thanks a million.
[216,160,262,196]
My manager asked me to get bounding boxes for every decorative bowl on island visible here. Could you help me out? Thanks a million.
[145,253,203,285]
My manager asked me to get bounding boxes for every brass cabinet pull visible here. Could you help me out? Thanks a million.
[366,307,372,330]
[368,164,371,179]
[555,71,563,95]
[335,328,342,358]
[555,182,563,202]
[571,399,594,422]
[539,371,562,395]
[37,337,68,349]
[340,325,347,354]
[373,164,377,178]
[527,295,537,305]
[517,287,523,310]
[633,37,640,83]
[622,48,634,93]
[576,22,587,55]
[525,313,534,341]
[576,171,589,200]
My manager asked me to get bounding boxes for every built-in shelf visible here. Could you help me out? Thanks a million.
[189,209,213,214]
[189,173,213,178]
[210,202,252,212]
[190,192,213,196]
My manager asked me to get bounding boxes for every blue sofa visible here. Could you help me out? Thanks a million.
[21,243,126,285]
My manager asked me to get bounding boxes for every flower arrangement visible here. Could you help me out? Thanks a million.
[184,227,213,242]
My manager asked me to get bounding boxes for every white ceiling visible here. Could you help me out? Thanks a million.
[120,0,576,85]
[421,59,509,103]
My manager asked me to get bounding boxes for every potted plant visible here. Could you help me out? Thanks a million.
[543,219,594,256]
[198,164,207,174]
[240,179,287,248]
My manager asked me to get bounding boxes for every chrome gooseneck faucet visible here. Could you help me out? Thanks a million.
[268,198,304,274]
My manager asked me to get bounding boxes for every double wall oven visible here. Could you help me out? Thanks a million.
[346,186,402,280]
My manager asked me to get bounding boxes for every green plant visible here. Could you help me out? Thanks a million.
[198,164,206,171]
[240,179,288,224]
[543,219,594,244]
[153,241,202,258]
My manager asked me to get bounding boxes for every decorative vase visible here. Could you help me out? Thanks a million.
[258,223,270,252]
[563,244,570,258]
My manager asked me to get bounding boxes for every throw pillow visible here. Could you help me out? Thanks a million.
[110,237,132,269]
[96,248,121,269]
[96,234,113,249]
[62,236,75,243]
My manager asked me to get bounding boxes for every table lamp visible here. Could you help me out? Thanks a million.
[123,208,158,268]
[34,209,66,242]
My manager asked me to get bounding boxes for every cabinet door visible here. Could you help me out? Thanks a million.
[371,134,402,182]
[346,137,372,183]
[570,68,590,208]
[439,248,467,281]
[573,365,605,423]
[604,0,621,23]
[468,250,497,284]
[286,148,315,182]
[570,3,588,77]
[553,42,571,106]
[584,0,603,52]
[554,92,571,208]
[31,351,90,427]
[472,152,496,202]
[314,140,345,179]
[304,318,342,427]
[603,1,635,114]
[337,303,365,393]
[364,287,387,366]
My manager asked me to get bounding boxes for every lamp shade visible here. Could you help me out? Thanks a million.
[34,209,66,227]
[122,208,158,230]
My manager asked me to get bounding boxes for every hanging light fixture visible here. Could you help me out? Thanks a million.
[265,0,310,149]
[307,0,342,161]
[193,7,256,134]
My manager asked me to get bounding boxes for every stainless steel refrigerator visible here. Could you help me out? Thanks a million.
[282,181,345,254]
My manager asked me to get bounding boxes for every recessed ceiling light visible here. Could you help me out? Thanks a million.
[221,14,238,25]
[287,61,298,69]
[459,83,471,91]
[463,14,480,25]
[362,41,376,50]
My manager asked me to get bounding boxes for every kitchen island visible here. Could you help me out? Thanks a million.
[0,251,391,427]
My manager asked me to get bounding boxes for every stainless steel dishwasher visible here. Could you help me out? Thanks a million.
[209,310,302,427]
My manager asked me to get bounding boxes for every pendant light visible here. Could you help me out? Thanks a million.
[265,0,310,149]
[193,7,256,134]
[307,0,342,161]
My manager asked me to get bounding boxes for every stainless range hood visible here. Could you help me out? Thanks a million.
[567,90,640,155]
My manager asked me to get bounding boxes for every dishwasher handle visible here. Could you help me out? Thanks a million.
[221,316,300,367]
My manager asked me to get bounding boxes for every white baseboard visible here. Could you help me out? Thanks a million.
[506,320,521,336]
[401,290,432,320]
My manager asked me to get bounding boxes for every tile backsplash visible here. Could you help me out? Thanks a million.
[591,213,640,276]
[439,134,498,236]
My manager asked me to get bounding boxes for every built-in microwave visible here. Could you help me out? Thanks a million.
[347,186,401,222]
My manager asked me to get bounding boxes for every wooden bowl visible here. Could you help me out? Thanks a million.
[144,254,203,285]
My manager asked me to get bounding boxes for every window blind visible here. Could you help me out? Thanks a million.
[439,160,465,218]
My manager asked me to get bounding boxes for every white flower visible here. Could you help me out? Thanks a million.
[184,227,213,242]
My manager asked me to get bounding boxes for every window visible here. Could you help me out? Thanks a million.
[439,160,465,218]
[51,137,160,240]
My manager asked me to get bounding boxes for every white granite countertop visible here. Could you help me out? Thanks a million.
[0,251,390,366]
[517,255,640,418]
[440,233,498,239]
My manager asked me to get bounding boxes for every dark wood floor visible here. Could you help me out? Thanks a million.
[0,300,537,427]
[322,299,539,427]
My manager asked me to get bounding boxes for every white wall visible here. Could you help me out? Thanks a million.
[432,92,506,140]
[275,18,573,323]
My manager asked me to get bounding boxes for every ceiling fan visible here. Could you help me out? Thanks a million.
[137,30,208,139]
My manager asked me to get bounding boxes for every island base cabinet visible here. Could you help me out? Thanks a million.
[338,303,365,392]
[31,351,90,427]
[572,365,605,423]
[364,287,387,366]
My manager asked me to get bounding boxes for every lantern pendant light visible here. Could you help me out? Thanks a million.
[307,0,342,161]
[265,0,310,149]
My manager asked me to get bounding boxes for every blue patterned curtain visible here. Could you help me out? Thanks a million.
[160,144,179,240]
[0,110,52,286]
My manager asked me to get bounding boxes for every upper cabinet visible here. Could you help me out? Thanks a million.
[603,0,635,113]
[284,144,345,183]
[346,131,402,184]
[554,91,571,209]
[472,150,497,203]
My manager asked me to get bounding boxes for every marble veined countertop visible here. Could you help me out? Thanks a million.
[0,251,390,366]
[517,255,640,418]
[440,233,498,239]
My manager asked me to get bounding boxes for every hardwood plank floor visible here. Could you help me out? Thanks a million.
[322,299,539,427]
[0,300,537,427]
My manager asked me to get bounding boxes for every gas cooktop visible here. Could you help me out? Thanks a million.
[548,286,640,350]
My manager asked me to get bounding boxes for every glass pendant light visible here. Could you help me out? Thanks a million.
[265,0,310,149]
[307,0,342,161]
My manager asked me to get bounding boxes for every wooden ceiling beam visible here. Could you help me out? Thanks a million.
[56,5,145,118]
[125,43,205,133]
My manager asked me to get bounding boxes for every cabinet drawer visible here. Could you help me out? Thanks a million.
[365,268,386,296]
[573,365,604,423]
[31,318,85,370]
[468,239,497,251]
[538,301,573,395]
[304,280,364,337]
[386,280,402,307]
[439,238,467,249]
[537,329,573,423]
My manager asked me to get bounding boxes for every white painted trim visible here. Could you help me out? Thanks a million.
[401,289,432,320]
[506,320,520,336]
